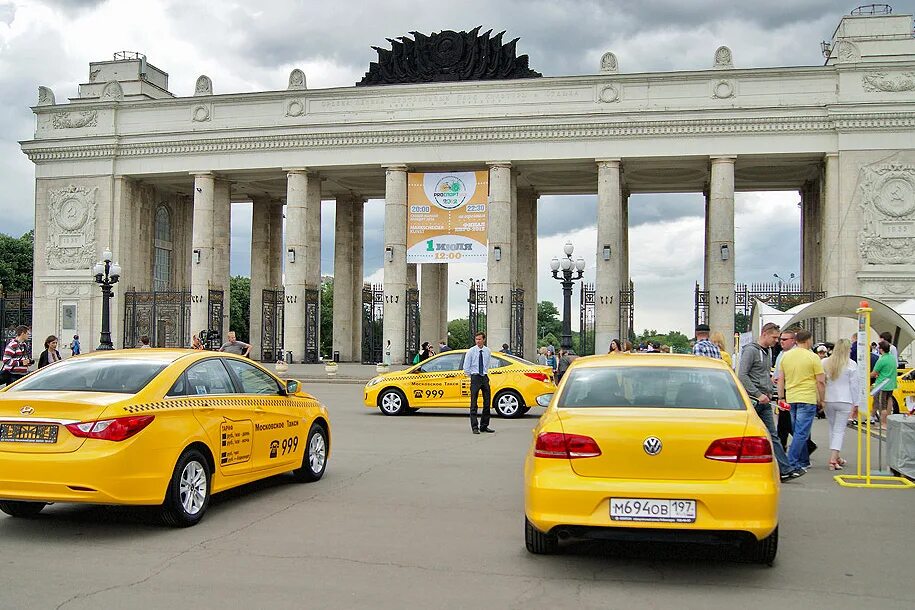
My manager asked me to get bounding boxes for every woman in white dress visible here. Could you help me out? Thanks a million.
[822,339,860,470]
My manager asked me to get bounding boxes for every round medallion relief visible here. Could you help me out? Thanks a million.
[57,197,88,231]
[876,177,915,218]
[599,84,620,103]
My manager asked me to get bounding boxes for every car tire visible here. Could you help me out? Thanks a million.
[494,390,525,418]
[291,423,328,483]
[525,517,558,554]
[0,500,47,519]
[745,526,778,566]
[160,448,211,528]
[521,407,531,415]
[378,388,408,416]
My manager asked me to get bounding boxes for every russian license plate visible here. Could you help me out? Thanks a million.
[0,423,59,444]
[610,498,696,523]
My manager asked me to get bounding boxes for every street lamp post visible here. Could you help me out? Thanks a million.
[93,248,121,351]
[773,272,795,310]
[550,241,585,351]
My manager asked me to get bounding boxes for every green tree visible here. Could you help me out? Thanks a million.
[538,332,559,349]
[538,301,561,342]
[448,318,470,349]
[0,231,34,293]
[229,276,250,343]
[321,277,333,358]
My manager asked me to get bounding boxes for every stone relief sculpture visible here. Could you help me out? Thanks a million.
[194,75,213,96]
[286,99,305,117]
[600,52,618,74]
[288,69,307,90]
[862,72,915,92]
[857,157,915,265]
[46,185,98,270]
[51,110,98,129]
[101,80,124,101]
[836,41,861,63]
[192,104,212,122]
[37,86,55,106]
[598,84,620,103]
[714,46,733,69]
[712,79,735,99]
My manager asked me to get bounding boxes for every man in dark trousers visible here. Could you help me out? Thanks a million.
[462,332,494,434]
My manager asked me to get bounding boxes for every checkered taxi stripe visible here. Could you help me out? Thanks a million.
[123,396,319,414]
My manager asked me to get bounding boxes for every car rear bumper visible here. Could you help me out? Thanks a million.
[525,458,779,541]
[0,443,175,505]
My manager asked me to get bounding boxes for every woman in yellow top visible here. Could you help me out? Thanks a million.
[710,331,732,369]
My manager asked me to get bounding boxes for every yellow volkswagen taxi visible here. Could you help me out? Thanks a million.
[364,350,555,417]
[0,349,330,527]
[524,353,780,564]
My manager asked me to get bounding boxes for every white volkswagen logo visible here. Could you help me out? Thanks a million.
[20,406,34,415]
[643,436,662,455]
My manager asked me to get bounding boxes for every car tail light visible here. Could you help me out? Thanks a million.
[705,436,773,463]
[66,415,155,441]
[525,372,550,382]
[534,432,601,459]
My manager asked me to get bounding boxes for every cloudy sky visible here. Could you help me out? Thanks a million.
[1,0,862,338]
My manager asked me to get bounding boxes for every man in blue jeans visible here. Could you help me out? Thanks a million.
[737,322,804,481]
[777,329,825,472]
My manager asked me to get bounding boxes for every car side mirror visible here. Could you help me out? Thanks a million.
[285,379,300,395]
[536,393,554,407]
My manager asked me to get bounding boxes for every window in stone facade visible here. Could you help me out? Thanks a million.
[153,205,172,291]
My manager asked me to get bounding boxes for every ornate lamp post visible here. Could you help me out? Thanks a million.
[550,241,585,351]
[92,248,121,350]
[773,272,795,309]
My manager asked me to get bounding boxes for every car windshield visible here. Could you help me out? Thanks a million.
[10,359,167,394]
[558,366,744,410]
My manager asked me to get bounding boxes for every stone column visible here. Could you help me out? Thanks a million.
[622,189,630,287]
[351,199,365,361]
[487,162,512,350]
[283,169,308,362]
[305,173,322,359]
[702,186,710,294]
[821,154,840,296]
[213,179,232,343]
[438,264,449,346]
[333,196,355,362]
[708,156,736,353]
[249,196,271,360]
[420,264,442,350]
[407,263,418,291]
[516,188,538,360]
[595,159,624,352]
[190,172,215,338]
[268,200,284,289]
[383,165,408,364]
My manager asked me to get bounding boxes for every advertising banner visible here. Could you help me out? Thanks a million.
[407,171,488,264]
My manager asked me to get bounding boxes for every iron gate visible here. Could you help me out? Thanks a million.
[362,283,384,364]
[468,280,487,342]
[1,291,33,354]
[123,289,191,348]
[510,288,524,356]
[303,287,320,363]
[620,281,635,343]
[206,289,224,350]
[579,282,595,355]
[694,282,826,339]
[694,282,709,330]
[405,288,420,365]
[260,288,284,362]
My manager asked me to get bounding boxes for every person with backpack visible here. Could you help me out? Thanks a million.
[2,325,33,386]
[737,322,802,481]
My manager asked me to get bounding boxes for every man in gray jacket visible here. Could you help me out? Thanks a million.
[737,322,804,481]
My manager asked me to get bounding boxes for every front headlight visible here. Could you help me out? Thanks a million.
[367,376,383,387]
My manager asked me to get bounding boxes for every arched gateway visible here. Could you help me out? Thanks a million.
[22,12,915,363]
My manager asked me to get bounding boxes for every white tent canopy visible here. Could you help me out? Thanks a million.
[750,295,915,350]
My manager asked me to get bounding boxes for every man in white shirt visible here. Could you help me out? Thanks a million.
[462,332,494,434]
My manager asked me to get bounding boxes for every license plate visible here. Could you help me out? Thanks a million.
[610,498,696,523]
[0,423,59,444]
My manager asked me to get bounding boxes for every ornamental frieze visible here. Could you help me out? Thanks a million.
[46,185,98,270]
[862,72,915,92]
[51,110,97,129]
[857,160,915,265]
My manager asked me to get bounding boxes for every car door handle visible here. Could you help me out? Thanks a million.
[254,405,266,412]
[199,403,215,412]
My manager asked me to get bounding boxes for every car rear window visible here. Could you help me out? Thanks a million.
[558,366,745,410]
[10,359,167,394]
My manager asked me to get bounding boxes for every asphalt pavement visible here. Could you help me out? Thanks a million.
[1,383,912,609]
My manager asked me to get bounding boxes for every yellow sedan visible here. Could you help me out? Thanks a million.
[0,349,330,527]
[364,350,555,417]
[524,353,780,564]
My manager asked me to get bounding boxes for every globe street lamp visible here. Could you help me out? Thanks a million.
[550,241,586,351]
[773,272,796,309]
[92,248,121,350]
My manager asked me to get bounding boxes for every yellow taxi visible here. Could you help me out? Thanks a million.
[364,350,555,417]
[524,353,780,564]
[0,349,330,527]
[893,368,914,414]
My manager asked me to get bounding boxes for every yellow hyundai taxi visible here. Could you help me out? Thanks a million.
[364,350,555,417]
[0,349,330,527]
[524,353,780,564]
